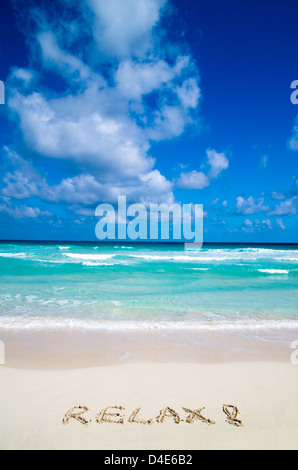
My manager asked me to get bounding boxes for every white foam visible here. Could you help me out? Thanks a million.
[35,258,70,264]
[1,316,298,332]
[258,269,289,274]
[57,300,69,306]
[25,295,37,302]
[1,247,297,264]
[130,254,201,261]
[128,249,298,263]
[64,253,115,261]
[82,261,114,266]
[0,252,27,258]
[188,267,210,271]
[114,246,133,249]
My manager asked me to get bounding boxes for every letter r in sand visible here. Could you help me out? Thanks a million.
[62,405,91,426]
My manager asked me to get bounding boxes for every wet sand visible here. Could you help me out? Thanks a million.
[0,326,296,369]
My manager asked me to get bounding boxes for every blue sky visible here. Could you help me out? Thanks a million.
[0,0,297,242]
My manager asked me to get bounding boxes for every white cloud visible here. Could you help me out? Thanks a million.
[5,0,203,213]
[272,191,285,200]
[177,149,229,190]
[1,150,173,208]
[276,218,286,230]
[242,219,254,232]
[244,219,253,227]
[175,78,201,109]
[289,116,298,150]
[87,0,167,58]
[115,57,186,100]
[242,218,272,233]
[1,148,47,200]
[9,89,154,180]
[262,219,272,230]
[268,197,297,216]
[176,170,210,190]
[139,170,174,205]
[11,68,35,86]
[38,31,97,83]
[0,201,51,219]
[236,196,270,215]
[206,149,229,179]
[149,104,195,141]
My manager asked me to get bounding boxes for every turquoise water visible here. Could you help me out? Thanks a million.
[0,242,297,331]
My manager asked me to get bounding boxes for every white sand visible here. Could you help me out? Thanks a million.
[1,361,298,450]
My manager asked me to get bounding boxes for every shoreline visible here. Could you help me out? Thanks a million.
[0,325,296,370]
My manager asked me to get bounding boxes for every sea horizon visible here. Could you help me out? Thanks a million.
[0,239,297,246]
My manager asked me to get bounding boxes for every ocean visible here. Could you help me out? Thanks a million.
[0,241,297,331]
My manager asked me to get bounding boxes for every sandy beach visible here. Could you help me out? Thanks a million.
[1,328,298,450]
[1,361,298,450]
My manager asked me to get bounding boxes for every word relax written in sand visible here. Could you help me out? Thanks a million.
[63,404,243,427]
